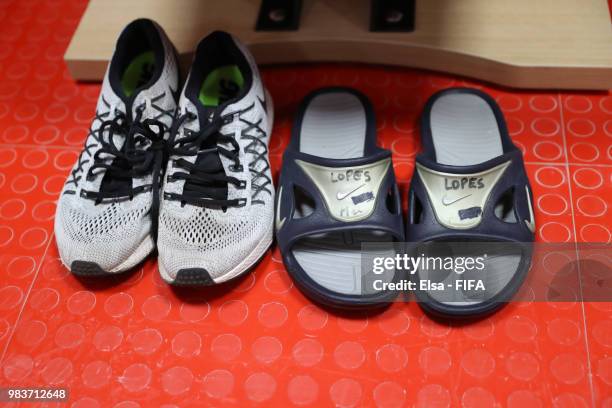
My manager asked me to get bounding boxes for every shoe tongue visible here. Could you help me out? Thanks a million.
[117,78,165,121]
[124,88,147,120]
[97,87,142,199]
[197,105,221,129]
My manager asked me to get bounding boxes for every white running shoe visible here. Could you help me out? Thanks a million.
[158,31,274,286]
[54,19,179,275]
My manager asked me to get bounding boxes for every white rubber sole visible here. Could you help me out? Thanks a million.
[214,228,273,283]
[108,235,155,273]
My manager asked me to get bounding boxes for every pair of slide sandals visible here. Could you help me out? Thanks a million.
[277,87,535,317]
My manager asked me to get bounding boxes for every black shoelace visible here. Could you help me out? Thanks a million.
[72,98,271,221]
[80,107,167,234]
[164,109,247,209]
[164,103,272,209]
[237,108,272,204]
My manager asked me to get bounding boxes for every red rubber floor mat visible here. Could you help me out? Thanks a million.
[0,0,610,406]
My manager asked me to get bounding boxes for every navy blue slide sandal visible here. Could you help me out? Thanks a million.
[406,88,536,318]
[276,87,405,309]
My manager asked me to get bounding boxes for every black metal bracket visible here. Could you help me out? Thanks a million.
[370,0,415,32]
[256,0,303,31]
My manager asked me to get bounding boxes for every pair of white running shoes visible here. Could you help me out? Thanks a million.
[55,19,274,285]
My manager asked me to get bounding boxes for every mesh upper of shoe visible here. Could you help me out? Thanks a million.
[62,201,147,243]
[158,35,274,281]
[55,194,152,271]
[158,195,273,279]
[54,21,178,272]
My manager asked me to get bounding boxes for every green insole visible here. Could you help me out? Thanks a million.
[120,51,155,97]
[198,65,244,107]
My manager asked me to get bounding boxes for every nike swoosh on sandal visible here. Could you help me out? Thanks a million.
[336,184,365,200]
[441,193,472,206]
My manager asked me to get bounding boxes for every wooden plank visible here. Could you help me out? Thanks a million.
[65,0,612,90]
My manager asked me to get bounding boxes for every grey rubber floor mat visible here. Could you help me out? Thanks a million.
[292,91,393,295]
[427,92,519,305]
